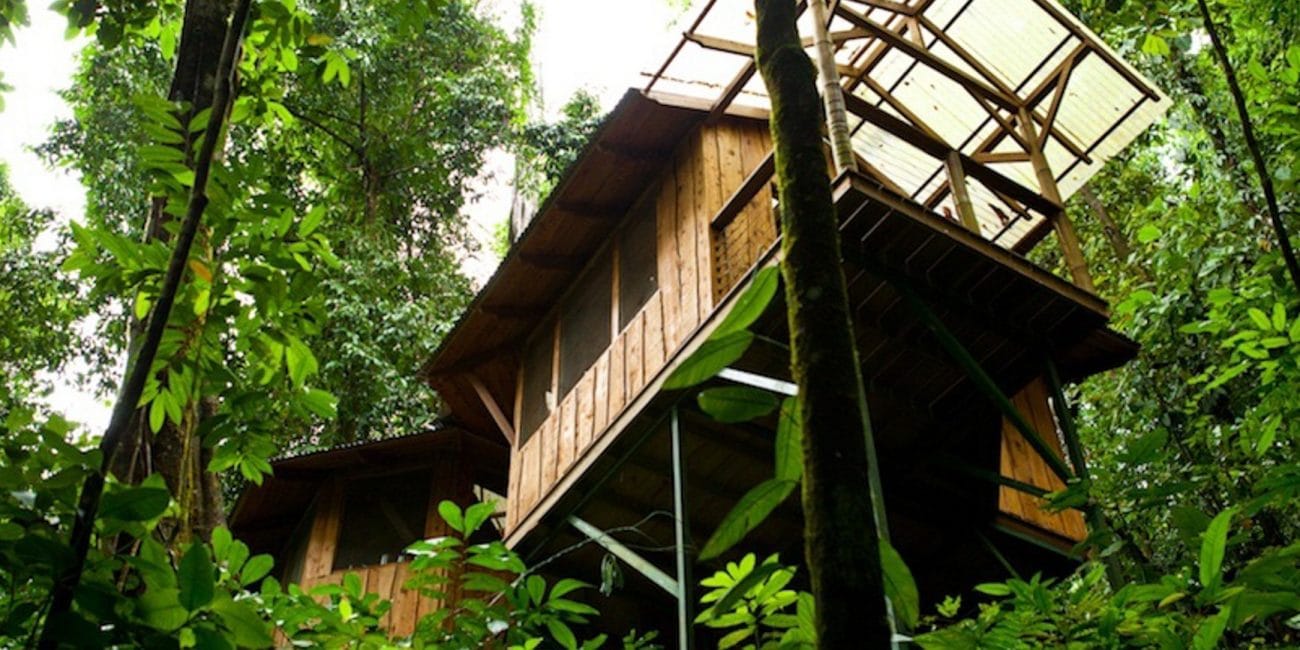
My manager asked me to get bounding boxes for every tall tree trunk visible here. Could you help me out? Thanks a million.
[110,0,236,543]
[754,1,891,647]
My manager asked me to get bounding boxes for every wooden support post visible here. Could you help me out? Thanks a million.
[468,375,517,447]
[810,0,858,174]
[944,151,981,234]
[670,408,695,650]
[893,281,1076,483]
[1018,108,1094,292]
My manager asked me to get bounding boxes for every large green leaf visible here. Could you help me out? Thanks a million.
[211,596,273,648]
[178,542,215,611]
[1199,508,1234,596]
[663,330,753,390]
[880,541,920,630]
[699,479,796,561]
[774,397,802,482]
[714,266,780,338]
[697,386,780,423]
[100,485,171,522]
[137,588,187,632]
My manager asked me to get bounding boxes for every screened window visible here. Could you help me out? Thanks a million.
[519,322,555,443]
[559,251,613,394]
[332,472,430,570]
[619,201,658,329]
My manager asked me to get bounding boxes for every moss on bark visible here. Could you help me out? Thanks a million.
[754,0,891,646]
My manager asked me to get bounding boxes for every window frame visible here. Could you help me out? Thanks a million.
[514,193,659,445]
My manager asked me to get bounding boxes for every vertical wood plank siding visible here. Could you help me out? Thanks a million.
[505,119,773,534]
[295,459,486,639]
[998,377,1088,542]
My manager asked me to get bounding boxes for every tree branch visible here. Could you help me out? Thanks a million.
[1196,0,1300,294]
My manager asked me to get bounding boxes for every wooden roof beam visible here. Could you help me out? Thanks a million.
[422,343,515,380]
[469,374,517,447]
[842,93,1060,215]
[480,304,549,320]
[595,141,673,162]
[519,252,586,271]
[835,4,1021,112]
[686,33,857,77]
[554,201,625,219]
[850,0,922,16]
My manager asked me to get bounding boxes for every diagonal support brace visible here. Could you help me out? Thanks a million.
[892,280,1075,483]
[567,516,679,597]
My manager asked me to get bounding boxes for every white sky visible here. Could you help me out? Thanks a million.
[0,1,687,433]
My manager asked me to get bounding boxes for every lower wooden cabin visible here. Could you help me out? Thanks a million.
[228,426,508,637]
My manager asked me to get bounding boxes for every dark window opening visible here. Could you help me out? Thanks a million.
[619,200,658,329]
[559,251,613,394]
[519,321,555,443]
[332,472,430,570]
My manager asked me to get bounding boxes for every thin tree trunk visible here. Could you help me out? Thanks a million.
[754,0,891,647]
[1196,0,1300,295]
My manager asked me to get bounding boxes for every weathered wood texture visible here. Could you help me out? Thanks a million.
[998,377,1087,542]
[294,459,482,638]
[711,120,777,300]
[506,119,771,534]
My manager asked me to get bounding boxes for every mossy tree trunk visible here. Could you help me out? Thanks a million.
[754,0,891,647]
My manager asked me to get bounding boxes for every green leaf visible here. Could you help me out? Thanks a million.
[714,266,780,337]
[1199,508,1234,595]
[101,486,171,522]
[663,330,753,390]
[549,578,588,601]
[1136,223,1161,243]
[1272,303,1287,331]
[774,397,802,482]
[178,542,215,611]
[974,582,1012,596]
[462,501,496,536]
[546,619,578,650]
[137,588,188,631]
[300,388,338,418]
[1192,607,1230,650]
[697,386,779,423]
[299,205,326,236]
[880,541,920,630]
[438,500,465,535]
[700,557,784,620]
[1248,308,1272,331]
[240,554,274,585]
[699,479,796,560]
[1141,33,1170,56]
[211,597,273,648]
[148,396,166,433]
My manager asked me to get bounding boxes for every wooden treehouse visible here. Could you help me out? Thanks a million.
[232,0,1168,643]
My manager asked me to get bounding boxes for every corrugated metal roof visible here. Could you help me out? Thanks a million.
[646,0,1169,251]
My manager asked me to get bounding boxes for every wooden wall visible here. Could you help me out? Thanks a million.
[507,117,774,535]
[998,377,1088,543]
[293,458,480,638]
[710,120,776,302]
